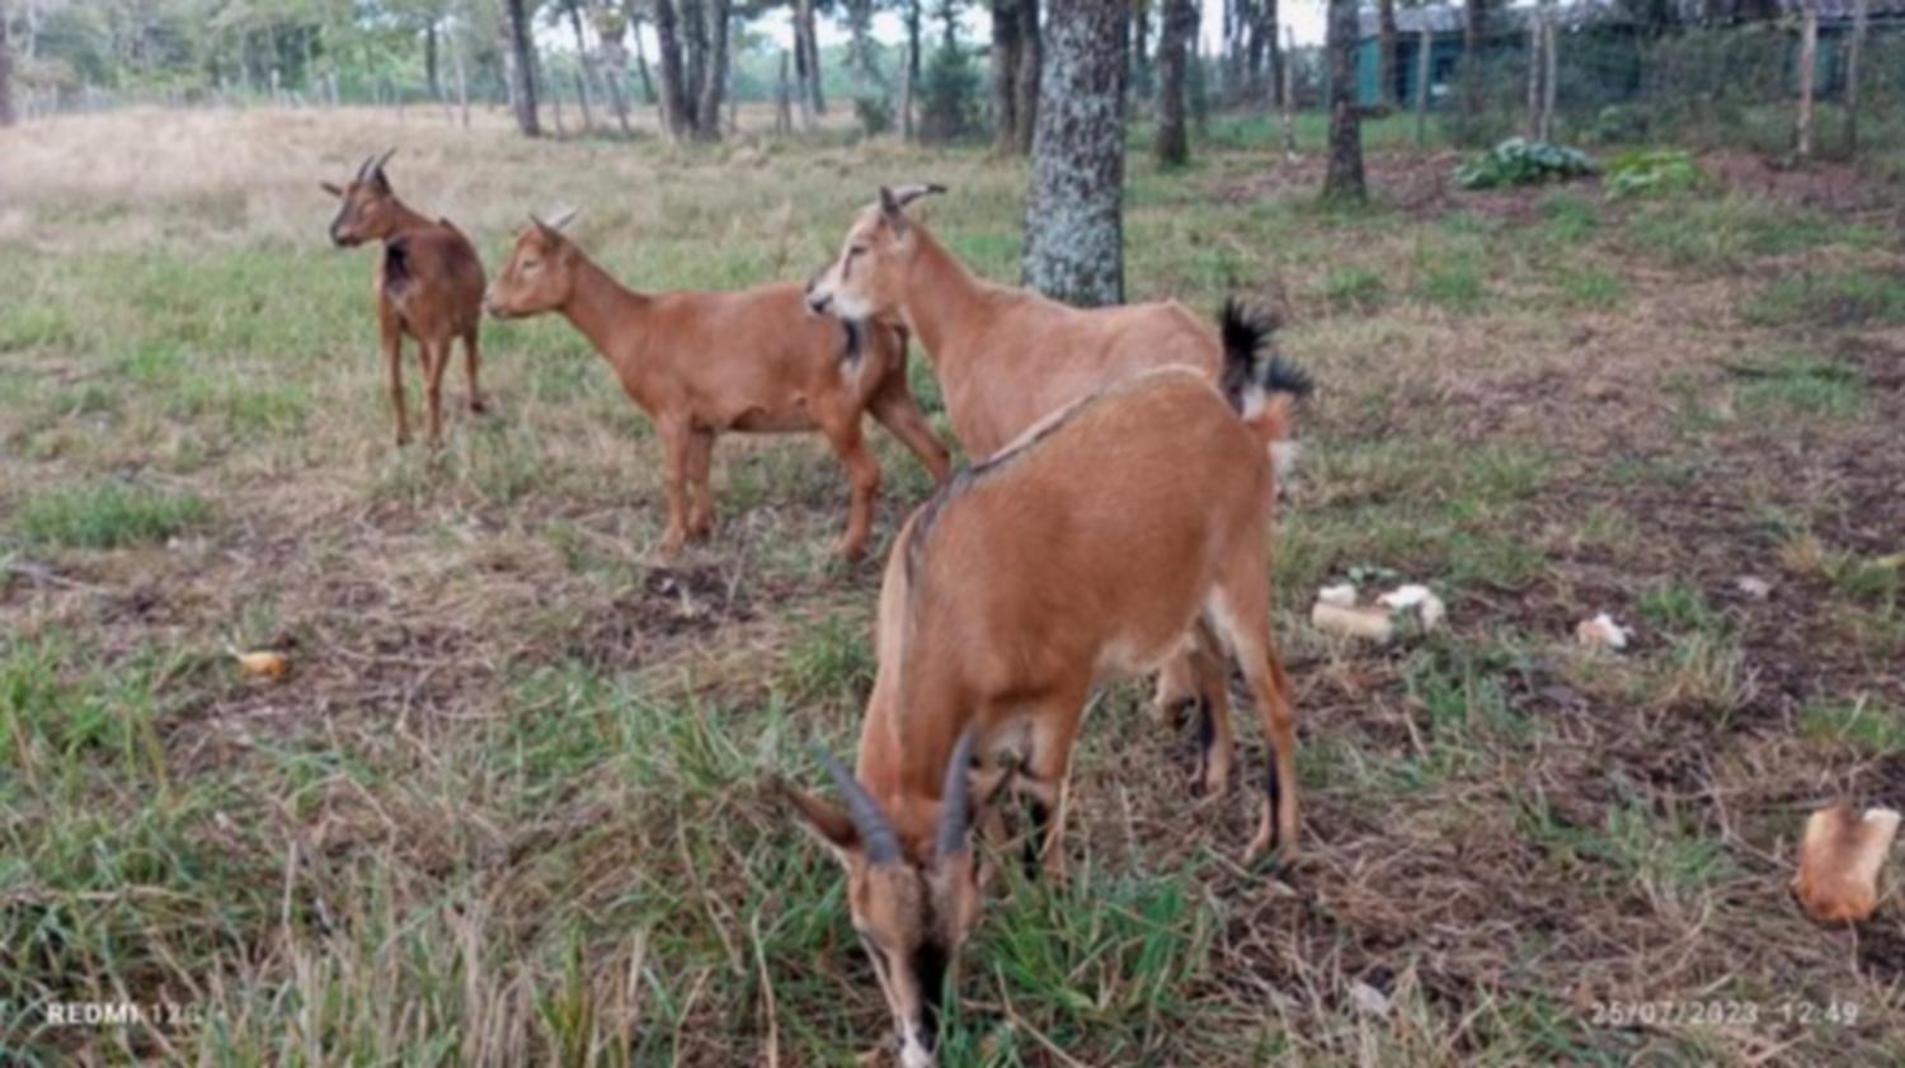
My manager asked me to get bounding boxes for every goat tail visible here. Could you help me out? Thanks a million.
[1217,298,1311,444]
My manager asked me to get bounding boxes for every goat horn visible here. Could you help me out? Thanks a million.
[935,728,978,861]
[354,153,378,182]
[814,746,902,866]
[372,147,397,175]
[887,183,948,210]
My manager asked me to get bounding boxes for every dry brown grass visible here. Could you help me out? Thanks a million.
[3,108,1904,1064]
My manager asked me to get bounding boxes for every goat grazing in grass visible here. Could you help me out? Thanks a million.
[806,184,1304,788]
[484,213,951,559]
[779,330,1307,1067]
[322,149,487,448]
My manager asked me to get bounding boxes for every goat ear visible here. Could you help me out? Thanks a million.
[772,778,862,864]
[319,181,344,198]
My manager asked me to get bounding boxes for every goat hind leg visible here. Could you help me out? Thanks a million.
[423,338,451,448]
[463,327,488,414]
[381,314,409,446]
[1211,580,1299,862]
[817,411,880,560]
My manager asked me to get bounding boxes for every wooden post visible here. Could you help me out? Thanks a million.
[1795,0,1817,159]
[1843,0,1869,156]
[1415,26,1432,147]
[1281,26,1298,162]
[1541,17,1557,141]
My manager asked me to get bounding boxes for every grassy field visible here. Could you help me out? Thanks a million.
[3,105,1904,1065]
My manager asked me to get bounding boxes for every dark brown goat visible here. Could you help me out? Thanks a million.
[322,150,487,447]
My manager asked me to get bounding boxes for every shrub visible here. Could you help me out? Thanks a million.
[1605,149,1700,199]
[1454,138,1596,190]
[853,95,893,138]
[918,39,981,144]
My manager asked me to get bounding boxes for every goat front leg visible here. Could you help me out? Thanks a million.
[380,308,409,447]
[868,371,952,486]
[684,429,716,541]
[423,338,451,448]
[657,420,692,557]
[1019,689,1088,885]
[463,326,489,414]
[817,410,881,561]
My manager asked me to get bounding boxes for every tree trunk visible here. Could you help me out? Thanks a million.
[776,49,793,133]
[503,0,542,136]
[425,19,442,101]
[1324,0,1365,200]
[0,0,14,128]
[624,4,657,104]
[1023,0,1127,307]
[991,0,1023,153]
[651,0,692,139]
[452,20,471,128]
[1013,0,1040,153]
[1377,0,1397,107]
[1264,0,1281,107]
[796,0,825,115]
[1155,0,1193,165]
[694,1,729,138]
[568,4,599,131]
[1132,0,1150,100]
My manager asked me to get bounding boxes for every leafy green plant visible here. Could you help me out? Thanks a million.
[1454,138,1597,190]
[852,95,892,138]
[1605,149,1701,199]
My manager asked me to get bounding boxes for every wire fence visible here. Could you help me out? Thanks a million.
[1272,10,1905,160]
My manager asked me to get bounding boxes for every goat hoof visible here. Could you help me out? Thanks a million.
[468,398,490,416]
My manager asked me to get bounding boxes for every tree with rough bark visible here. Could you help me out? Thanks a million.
[691,0,729,138]
[990,0,1022,153]
[502,0,541,135]
[1323,0,1364,201]
[1154,0,1194,165]
[1012,0,1039,152]
[651,0,691,137]
[1023,0,1127,307]
[0,0,13,127]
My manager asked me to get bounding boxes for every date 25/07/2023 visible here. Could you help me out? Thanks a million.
[1591,999,1861,1028]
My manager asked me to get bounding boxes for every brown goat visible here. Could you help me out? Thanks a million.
[780,348,1305,1068]
[484,214,951,558]
[322,149,487,447]
[806,184,1302,790]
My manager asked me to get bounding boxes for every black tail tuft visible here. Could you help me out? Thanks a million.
[1217,298,1311,414]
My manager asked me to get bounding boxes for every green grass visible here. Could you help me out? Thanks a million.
[13,480,210,549]
[3,107,1903,1065]
[1741,269,1905,328]
[1800,696,1905,755]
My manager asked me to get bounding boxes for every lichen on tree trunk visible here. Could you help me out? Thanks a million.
[1022,0,1127,308]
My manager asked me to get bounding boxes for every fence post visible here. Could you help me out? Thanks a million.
[1844,0,1869,156]
[1795,0,1817,159]
[1415,26,1432,148]
[1541,18,1557,142]
[1281,26,1298,162]
[1525,12,1541,139]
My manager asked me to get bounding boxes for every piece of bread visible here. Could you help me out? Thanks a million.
[1794,803,1900,924]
